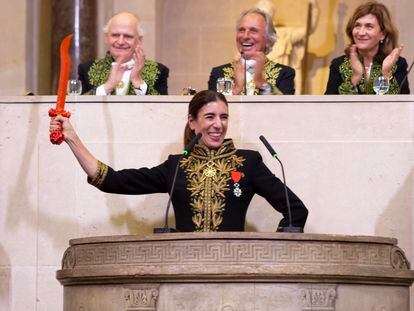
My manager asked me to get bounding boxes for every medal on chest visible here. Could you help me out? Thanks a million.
[231,171,242,197]
[116,81,125,89]
[203,161,217,178]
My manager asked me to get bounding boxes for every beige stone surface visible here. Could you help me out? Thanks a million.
[36,267,63,310]
[56,233,414,310]
[60,283,410,311]
[1,95,414,310]
[0,2,26,96]
[336,285,409,311]
[157,283,408,311]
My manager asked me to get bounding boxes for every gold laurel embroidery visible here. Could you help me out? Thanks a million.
[223,66,234,83]
[89,160,109,188]
[180,141,245,231]
[264,62,282,87]
[87,54,161,95]
[338,57,399,94]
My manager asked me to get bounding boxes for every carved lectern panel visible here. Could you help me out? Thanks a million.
[124,285,159,311]
[300,285,337,311]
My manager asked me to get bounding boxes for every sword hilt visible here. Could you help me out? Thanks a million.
[49,108,71,145]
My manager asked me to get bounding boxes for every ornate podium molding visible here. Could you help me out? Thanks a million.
[57,233,414,310]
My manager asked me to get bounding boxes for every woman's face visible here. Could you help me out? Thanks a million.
[188,100,229,149]
[352,13,385,55]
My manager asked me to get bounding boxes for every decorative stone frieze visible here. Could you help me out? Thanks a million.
[69,240,392,267]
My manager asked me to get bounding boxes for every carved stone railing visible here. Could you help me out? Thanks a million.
[57,233,414,310]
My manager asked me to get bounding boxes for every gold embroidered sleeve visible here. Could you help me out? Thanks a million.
[270,85,283,95]
[338,58,358,95]
[253,84,283,95]
[88,56,112,87]
[388,80,400,94]
[338,80,358,94]
[141,60,161,95]
[87,160,109,188]
[84,89,95,95]
[387,65,400,94]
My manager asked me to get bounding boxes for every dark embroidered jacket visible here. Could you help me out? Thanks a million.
[78,54,169,95]
[208,60,296,95]
[88,139,308,232]
[325,55,410,94]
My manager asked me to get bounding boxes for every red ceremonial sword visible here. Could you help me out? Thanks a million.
[49,34,73,145]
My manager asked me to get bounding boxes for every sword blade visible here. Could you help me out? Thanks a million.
[49,34,73,145]
[56,34,73,113]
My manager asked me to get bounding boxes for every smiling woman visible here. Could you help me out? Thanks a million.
[325,0,410,94]
[185,91,229,149]
[49,89,308,233]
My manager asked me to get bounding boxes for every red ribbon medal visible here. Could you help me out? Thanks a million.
[231,171,242,197]
[231,171,241,183]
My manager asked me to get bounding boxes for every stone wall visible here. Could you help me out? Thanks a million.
[0,95,413,309]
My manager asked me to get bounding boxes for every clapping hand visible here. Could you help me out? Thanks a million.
[104,54,130,93]
[232,52,246,95]
[130,45,145,88]
[250,51,267,87]
[382,44,404,78]
[349,44,364,86]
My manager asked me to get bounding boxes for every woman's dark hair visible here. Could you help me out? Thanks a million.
[183,90,228,146]
[344,1,398,62]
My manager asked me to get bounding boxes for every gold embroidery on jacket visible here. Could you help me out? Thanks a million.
[89,160,109,188]
[222,59,283,95]
[180,140,245,231]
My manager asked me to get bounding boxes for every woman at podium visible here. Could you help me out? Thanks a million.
[49,90,308,232]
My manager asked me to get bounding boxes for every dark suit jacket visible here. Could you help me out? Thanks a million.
[78,58,169,95]
[208,62,296,95]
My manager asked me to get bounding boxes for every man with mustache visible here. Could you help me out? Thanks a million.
[79,12,169,95]
[208,8,295,95]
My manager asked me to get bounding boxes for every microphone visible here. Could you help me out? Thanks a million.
[240,51,247,95]
[259,135,303,233]
[183,132,202,155]
[398,60,414,94]
[153,133,202,233]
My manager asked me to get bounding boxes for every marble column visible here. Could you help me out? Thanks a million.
[51,0,97,94]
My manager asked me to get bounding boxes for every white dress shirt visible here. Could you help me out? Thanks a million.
[226,59,256,95]
[95,59,148,95]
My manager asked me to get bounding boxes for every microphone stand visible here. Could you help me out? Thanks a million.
[153,133,202,233]
[240,51,247,95]
[259,135,303,233]
[397,60,414,94]
[153,159,181,233]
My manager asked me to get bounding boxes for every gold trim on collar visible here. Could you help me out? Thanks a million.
[180,139,245,231]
